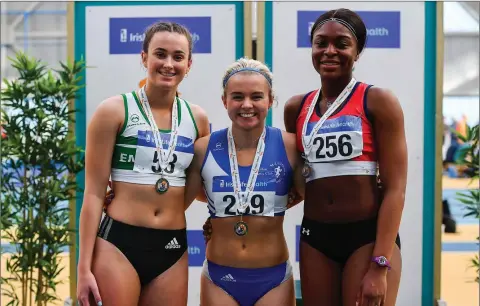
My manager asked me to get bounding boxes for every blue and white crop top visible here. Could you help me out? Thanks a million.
[200,126,293,218]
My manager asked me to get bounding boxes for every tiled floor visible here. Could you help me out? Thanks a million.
[1,253,71,306]
[441,249,478,306]
[440,176,479,306]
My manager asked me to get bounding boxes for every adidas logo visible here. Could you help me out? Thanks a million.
[220,274,236,282]
[165,237,181,249]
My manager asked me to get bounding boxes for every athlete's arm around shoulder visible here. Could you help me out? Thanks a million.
[283,94,307,208]
[78,95,124,273]
[183,102,210,209]
[281,130,305,207]
[185,134,210,209]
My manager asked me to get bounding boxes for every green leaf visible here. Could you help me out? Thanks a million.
[1,51,87,304]
[453,123,480,282]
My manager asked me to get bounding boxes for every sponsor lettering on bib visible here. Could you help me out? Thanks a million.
[305,115,363,162]
[133,130,177,174]
[211,176,275,217]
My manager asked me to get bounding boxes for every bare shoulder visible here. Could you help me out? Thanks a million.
[195,134,211,152]
[193,134,211,168]
[285,93,306,110]
[280,130,297,152]
[367,86,398,101]
[186,101,208,120]
[366,86,403,118]
[280,129,299,167]
[284,93,305,113]
[184,101,210,137]
[284,93,307,133]
[89,94,125,129]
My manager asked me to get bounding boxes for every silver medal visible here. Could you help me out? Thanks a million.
[302,163,312,178]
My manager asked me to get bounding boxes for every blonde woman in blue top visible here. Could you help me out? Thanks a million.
[185,57,305,306]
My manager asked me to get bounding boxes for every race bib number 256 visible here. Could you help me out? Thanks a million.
[307,116,364,162]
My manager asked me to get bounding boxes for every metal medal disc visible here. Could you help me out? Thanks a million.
[234,221,248,236]
[302,163,312,178]
[155,177,170,194]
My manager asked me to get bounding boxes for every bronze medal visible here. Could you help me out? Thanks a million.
[234,221,248,236]
[155,177,169,194]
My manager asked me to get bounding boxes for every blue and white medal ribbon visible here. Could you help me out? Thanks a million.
[227,126,266,236]
[139,86,179,192]
[227,127,267,214]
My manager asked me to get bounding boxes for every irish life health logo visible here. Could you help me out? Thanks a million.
[110,16,212,54]
[297,11,401,49]
[186,230,206,267]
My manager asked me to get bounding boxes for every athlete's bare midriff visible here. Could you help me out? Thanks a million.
[207,216,289,268]
[304,175,381,223]
[105,180,187,230]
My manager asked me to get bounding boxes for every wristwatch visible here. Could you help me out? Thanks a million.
[371,256,391,270]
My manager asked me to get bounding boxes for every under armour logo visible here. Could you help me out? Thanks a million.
[302,227,310,236]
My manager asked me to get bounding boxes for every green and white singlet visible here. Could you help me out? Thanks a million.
[111,91,198,187]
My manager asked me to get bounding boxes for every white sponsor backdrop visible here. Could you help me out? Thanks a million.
[266,2,433,306]
[75,2,245,305]
[83,4,238,129]
[75,1,437,305]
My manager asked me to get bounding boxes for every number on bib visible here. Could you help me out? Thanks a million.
[223,194,265,215]
[314,134,353,159]
[151,151,177,173]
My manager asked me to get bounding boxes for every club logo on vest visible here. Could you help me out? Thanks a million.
[131,114,140,123]
[213,142,224,151]
[127,106,144,128]
[270,162,286,183]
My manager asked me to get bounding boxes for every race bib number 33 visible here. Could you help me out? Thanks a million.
[133,130,176,174]
[307,116,364,162]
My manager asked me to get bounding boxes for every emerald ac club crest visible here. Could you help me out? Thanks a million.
[131,114,139,123]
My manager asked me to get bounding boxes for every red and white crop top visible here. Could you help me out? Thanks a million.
[295,82,378,182]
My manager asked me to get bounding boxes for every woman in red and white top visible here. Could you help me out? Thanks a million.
[284,8,407,306]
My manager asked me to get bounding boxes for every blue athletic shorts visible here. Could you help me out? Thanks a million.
[202,259,292,306]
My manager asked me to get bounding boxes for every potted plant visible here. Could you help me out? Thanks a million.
[1,52,86,305]
[453,123,479,283]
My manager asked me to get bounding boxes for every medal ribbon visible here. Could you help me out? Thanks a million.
[139,85,179,174]
[227,126,267,214]
[301,78,357,158]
